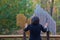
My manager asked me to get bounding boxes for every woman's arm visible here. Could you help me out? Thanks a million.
[41,23,48,32]
[23,23,29,40]
[24,23,30,32]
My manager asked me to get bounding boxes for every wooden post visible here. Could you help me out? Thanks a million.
[47,31,50,40]
[23,31,26,40]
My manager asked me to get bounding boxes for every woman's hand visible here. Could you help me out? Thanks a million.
[24,23,28,28]
[44,23,48,28]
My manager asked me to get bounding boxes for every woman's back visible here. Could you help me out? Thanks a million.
[29,24,42,40]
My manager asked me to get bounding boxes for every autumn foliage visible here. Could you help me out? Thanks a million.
[16,14,31,35]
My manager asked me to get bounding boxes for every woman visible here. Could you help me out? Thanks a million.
[24,16,48,40]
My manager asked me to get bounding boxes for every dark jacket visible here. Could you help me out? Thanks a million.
[24,24,47,40]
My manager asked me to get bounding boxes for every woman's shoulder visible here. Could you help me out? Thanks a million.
[27,24,32,28]
[28,24,31,26]
[38,24,42,26]
[38,24,44,28]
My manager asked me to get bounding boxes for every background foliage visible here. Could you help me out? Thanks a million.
[0,0,60,35]
[0,0,33,35]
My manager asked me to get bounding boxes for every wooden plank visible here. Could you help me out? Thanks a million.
[0,35,60,38]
